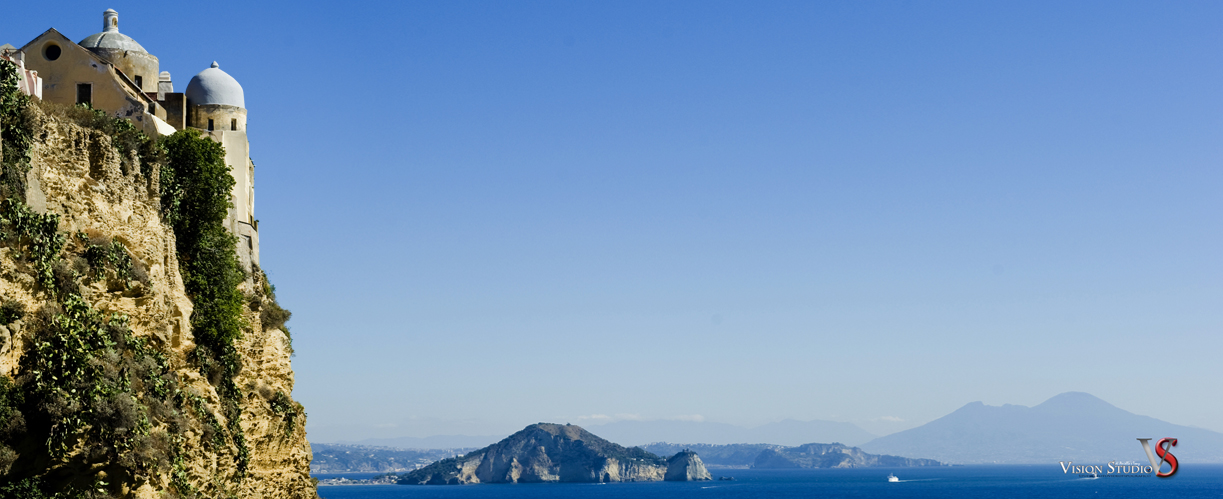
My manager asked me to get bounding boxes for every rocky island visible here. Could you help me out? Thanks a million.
[398,423,711,484]
[665,450,713,481]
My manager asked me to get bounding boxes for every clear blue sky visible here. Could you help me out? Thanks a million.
[5,1,1222,442]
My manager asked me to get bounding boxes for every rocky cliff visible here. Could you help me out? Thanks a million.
[663,450,711,481]
[0,67,314,498]
[753,443,942,468]
[399,423,697,484]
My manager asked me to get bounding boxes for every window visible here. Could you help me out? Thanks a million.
[76,83,92,105]
[43,43,61,61]
[231,118,237,131]
[134,75,143,89]
[207,119,214,131]
[148,101,156,113]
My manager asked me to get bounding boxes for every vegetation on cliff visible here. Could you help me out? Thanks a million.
[0,60,189,497]
[0,61,32,201]
[159,128,253,473]
[0,59,306,498]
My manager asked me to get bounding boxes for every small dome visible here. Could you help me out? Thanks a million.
[79,9,148,53]
[185,62,245,108]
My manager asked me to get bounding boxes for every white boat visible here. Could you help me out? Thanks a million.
[887,473,899,482]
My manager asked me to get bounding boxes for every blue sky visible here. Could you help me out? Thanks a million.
[5,1,1222,442]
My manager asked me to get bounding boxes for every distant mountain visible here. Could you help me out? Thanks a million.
[310,444,476,473]
[342,434,505,450]
[640,442,941,468]
[860,392,1223,464]
[397,423,709,484]
[590,419,877,447]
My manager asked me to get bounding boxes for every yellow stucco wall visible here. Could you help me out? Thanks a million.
[90,48,159,93]
[21,30,162,136]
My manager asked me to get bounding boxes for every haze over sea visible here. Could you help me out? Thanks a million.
[315,466,1223,499]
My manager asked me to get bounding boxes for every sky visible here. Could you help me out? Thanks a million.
[4,1,1222,443]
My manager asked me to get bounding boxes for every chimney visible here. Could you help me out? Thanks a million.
[158,71,172,100]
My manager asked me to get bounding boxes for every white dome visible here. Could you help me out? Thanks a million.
[79,9,148,53]
[185,62,245,108]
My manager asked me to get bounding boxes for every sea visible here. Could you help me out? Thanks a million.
[314,465,1223,498]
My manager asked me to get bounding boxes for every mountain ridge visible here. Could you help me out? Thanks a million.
[860,392,1223,464]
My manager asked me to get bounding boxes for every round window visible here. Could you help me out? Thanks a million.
[44,43,61,61]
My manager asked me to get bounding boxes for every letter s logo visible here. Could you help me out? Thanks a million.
[1155,438,1178,478]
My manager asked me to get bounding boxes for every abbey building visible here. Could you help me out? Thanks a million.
[2,9,260,270]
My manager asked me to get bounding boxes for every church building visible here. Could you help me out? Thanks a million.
[9,9,260,270]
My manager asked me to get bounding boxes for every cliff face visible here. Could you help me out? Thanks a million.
[0,102,314,497]
[400,423,670,484]
[664,450,711,481]
[753,443,942,469]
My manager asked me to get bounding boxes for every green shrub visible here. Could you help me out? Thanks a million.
[0,199,66,291]
[260,300,291,332]
[78,233,134,284]
[268,390,301,437]
[252,265,292,353]
[0,60,32,202]
[160,129,250,472]
[0,300,23,325]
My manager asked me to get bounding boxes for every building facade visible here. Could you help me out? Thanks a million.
[14,9,259,270]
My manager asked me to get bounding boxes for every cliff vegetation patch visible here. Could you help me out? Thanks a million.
[0,60,276,498]
[159,129,252,474]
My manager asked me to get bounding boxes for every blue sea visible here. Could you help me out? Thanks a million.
[315,465,1223,498]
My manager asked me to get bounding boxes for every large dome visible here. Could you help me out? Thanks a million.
[185,62,245,108]
[79,9,147,53]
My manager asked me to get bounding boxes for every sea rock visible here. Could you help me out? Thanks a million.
[664,450,712,481]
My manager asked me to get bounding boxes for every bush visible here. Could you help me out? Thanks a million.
[160,129,250,472]
[0,199,66,291]
[0,60,33,202]
[260,300,291,332]
[0,300,23,325]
